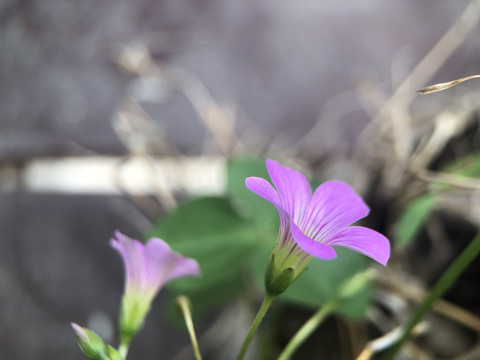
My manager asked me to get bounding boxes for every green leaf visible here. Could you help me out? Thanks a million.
[395,152,480,248]
[226,156,278,228]
[147,196,257,310]
[225,156,281,291]
[148,196,250,242]
[395,195,436,248]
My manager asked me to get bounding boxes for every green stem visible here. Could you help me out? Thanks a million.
[382,233,480,360]
[176,296,203,360]
[118,343,129,359]
[277,298,339,360]
[236,294,276,360]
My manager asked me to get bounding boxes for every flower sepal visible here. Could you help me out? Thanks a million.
[107,345,123,360]
[264,254,295,296]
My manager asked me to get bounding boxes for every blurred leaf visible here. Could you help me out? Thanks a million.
[226,156,280,291]
[147,196,257,309]
[396,152,480,248]
[281,249,372,319]
[165,271,246,318]
[148,196,248,241]
[227,156,278,228]
[396,195,436,248]
[249,232,277,290]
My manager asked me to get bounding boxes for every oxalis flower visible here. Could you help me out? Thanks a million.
[246,159,390,295]
[111,231,200,346]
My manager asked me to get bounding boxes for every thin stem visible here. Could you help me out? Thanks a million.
[277,298,339,360]
[382,233,480,360]
[118,343,129,359]
[176,296,203,360]
[236,294,276,360]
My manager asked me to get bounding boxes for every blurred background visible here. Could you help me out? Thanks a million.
[1,0,480,359]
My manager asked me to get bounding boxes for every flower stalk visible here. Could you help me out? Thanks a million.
[277,298,339,360]
[277,269,374,359]
[236,293,276,360]
[118,343,129,359]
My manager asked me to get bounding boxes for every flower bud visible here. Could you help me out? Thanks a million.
[71,323,110,360]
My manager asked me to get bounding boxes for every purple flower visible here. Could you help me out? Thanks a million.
[111,231,200,301]
[246,160,389,286]
[111,231,200,345]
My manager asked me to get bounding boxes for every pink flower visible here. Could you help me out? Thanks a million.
[111,231,200,345]
[246,160,390,293]
[111,231,200,301]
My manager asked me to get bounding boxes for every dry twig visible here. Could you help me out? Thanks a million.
[417,74,480,95]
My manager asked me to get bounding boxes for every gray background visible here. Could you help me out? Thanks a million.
[0,0,478,359]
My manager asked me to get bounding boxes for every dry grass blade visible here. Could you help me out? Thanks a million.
[355,323,428,360]
[417,74,480,95]
[115,44,241,156]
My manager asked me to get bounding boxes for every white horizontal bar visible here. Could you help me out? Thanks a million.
[20,156,226,195]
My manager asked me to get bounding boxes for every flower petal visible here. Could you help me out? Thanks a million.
[166,257,201,282]
[110,231,145,288]
[245,176,281,205]
[290,221,337,260]
[246,176,290,228]
[111,232,201,296]
[266,159,312,224]
[144,238,200,283]
[326,226,390,266]
[301,181,370,241]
